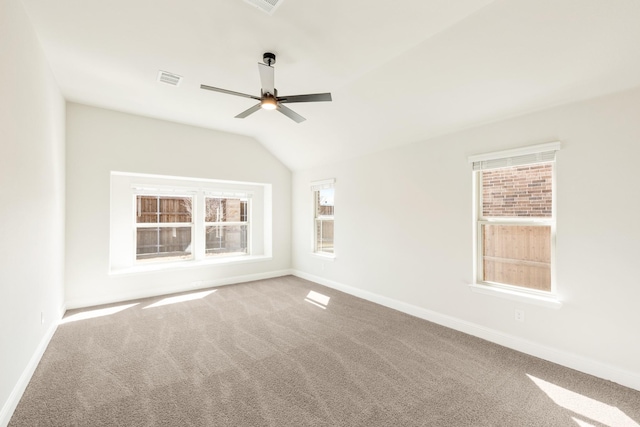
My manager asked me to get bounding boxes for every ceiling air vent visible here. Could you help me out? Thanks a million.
[157,70,182,86]
[243,0,284,15]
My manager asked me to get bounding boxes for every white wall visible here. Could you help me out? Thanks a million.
[0,0,66,423]
[292,87,640,389]
[65,104,291,308]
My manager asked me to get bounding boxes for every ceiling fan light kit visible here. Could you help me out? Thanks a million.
[200,52,332,123]
[261,95,278,110]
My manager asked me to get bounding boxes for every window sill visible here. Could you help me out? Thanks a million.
[109,254,272,276]
[469,283,562,309]
[310,252,336,261]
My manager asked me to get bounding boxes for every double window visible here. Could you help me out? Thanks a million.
[110,172,269,272]
[134,193,250,263]
[312,179,335,256]
[470,142,560,295]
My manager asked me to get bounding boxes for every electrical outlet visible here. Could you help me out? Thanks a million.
[514,309,525,322]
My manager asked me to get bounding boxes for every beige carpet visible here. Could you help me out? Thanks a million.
[9,275,640,426]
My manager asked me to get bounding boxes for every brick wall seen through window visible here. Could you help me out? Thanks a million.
[482,164,552,218]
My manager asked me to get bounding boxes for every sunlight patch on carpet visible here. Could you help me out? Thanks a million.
[527,374,638,427]
[143,290,216,309]
[61,303,139,324]
[305,290,330,309]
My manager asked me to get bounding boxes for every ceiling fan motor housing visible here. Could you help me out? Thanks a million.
[263,52,276,66]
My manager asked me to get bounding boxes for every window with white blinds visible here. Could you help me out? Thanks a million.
[469,142,560,295]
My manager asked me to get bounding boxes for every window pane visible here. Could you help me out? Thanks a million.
[136,196,192,223]
[206,224,248,256]
[316,219,334,254]
[205,198,247,222]
[136,226,192,261]
[315,188,334,217]
[482,224,551,291]
[136,196,159,223]
[482,164,552,218]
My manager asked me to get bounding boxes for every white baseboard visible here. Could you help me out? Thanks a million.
[0,319,59,427]
[292,270,640,392]
[65,269,293,310]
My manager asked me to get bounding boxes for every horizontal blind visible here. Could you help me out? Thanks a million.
[311,178,335,191]
[472,150,556,171]
[204,191,253,198]
[132,186,196,196]
[469,142,560,171]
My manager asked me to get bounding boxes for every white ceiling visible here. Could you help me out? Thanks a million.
[21,0,640,170]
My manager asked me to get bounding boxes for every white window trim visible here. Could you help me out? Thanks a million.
[110,172,271,274]
[310,178,336,191]
[468,283,562,309]
[311,251,337,261]
[311,178,336,258]
[109,254,273,276]
[468,141,561,165]
[468,142,562,308]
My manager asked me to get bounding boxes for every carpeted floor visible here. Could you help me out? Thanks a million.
[9,275,640,426]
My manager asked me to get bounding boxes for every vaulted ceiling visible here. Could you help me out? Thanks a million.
[21,0,640,170]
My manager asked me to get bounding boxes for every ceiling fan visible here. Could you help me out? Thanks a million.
[200,52,332,123]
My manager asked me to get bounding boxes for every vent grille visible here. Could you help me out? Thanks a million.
[243,0,283,15]
[157,71,182,86]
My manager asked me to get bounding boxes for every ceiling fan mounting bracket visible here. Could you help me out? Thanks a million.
[263,52,276,66]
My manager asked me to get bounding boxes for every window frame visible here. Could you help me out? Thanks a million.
[203,195,251,258]
[132,192,253,265]
[469,142,561,306]
[109,172,271,274]
[134,194,195,262]
[311,178,336,258]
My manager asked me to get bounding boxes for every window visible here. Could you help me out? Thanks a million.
[470,142,560,295]
[204,196,249,257]
[134,192,251,264]
[312,179,335,256]
[136,195,193,262]
[109,172,271,273]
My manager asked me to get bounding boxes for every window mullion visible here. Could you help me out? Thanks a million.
[194,193,205,261]
[136,222,191,228]
[478,219,553,226]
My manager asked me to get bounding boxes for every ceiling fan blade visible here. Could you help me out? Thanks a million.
[258,63,275,95]
[277,104,306,123]
[200,84,260,100]
[235,103,262,119]
[278,93,332,103]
